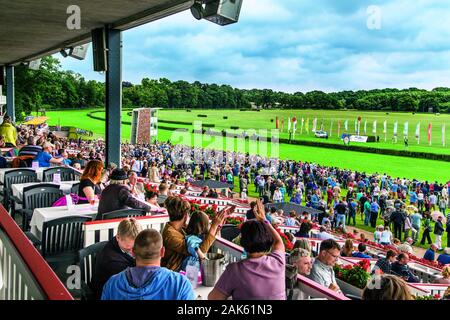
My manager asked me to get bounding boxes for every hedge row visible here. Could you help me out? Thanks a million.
[198,114,208,118]
[159,119,192,126]
[189,128,449,162]
[277,138,450,162]
[230,126,239,130]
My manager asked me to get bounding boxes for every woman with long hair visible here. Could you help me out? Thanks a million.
[78,159,104,204]
[341,239,354,257]
[363,274,414,300]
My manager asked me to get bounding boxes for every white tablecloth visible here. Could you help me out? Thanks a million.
[0,167,45,183]
[12,181,79,200]
[30,203,98,238]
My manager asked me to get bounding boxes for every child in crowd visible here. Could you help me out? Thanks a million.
[180,211,209,272]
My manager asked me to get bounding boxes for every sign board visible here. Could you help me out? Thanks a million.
[341,134,368,143]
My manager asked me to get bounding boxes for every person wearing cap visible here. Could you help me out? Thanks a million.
[0,115,17,147]
[96,168,153,219]
[434,216,445,251]
[34,141,66,167]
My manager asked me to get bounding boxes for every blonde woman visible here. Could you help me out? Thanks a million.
[363,274,414,300]
[434,266,450,285]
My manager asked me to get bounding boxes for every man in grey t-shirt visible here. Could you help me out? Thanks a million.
[309,239,342,294]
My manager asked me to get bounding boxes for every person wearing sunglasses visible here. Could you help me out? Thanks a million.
[309,239,342,294]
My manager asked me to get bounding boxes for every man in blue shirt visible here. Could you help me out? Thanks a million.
[423,244,437,262]
[101,229,195,300]
[437,248,450,265]
[352,243,372,259]
[34,141,65,167]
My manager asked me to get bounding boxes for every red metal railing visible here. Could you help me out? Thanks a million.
[0,204,73,300]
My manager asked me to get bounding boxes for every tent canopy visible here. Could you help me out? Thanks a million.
[22,116,49,126]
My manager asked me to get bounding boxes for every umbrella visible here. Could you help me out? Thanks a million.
[431,211,447,224]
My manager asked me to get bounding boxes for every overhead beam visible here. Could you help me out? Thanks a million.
[105,28,122,167]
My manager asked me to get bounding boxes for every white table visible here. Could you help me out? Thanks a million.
[0,167,45,183]
[12,181,79,200]
[30,203,98,238]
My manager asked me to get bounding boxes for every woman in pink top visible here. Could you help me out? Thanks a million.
[208,200,286,300]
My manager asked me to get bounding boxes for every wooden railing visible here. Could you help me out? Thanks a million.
[0,205,72,300]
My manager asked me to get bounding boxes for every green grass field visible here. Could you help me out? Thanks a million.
[44,108,450,183]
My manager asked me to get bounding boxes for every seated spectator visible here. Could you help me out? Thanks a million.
[18,136,43,158]
[56,149,72,166]
[309,239,342,294]
[374,225,384,244]
[390,253,420,283]
[352,243,372,259]
[96,169,153,219]
[91,219,142,299]
[161,196,227,271]
[288,248,313,276]
[373,250,397,275]
[397,238,414,255]
[78,159,103,204]
[128,171,145,199]
[295,221,312,238]
[362,274,413,300]
[34,141,66,167]
[341,239,354,257]
[246,201,257,220]
[285,211,300,227]
[208,200,286,300]
[437,248,450,266]
[157,183,169,206]
[434,266,450,284]
[287,248,313,300]
[293,238,312,255]
[101,229,195,300]
[380,226,393,245]
[423,244,438,262]
[317,226,334,240]
[180,211,209,272]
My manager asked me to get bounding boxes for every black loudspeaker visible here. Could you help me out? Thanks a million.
[92,28,107,71]
[0,66,4,86]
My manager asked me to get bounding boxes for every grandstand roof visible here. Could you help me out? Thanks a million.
[265,202,322,216]
[0,0,192,65]
[191,180,233,190]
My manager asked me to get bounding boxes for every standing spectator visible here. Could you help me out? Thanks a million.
[434,216,445,251]
[420,213,433,246]
[390,206,406,241]
[309,239,342,294]
[410,210,422,244]
[0,115,17,147]
[273,187,283,203]
[447,214,450,249]
[370,199,380,228]
[334,200,347,228]
[430,193,438,211]
[101,229,195,300]
[403,213,414,242]
[363,198,372,226]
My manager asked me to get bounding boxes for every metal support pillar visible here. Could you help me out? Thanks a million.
[105,28,122,167]
[6,66,15,123]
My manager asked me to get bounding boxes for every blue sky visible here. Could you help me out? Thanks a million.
[58,0,450,93]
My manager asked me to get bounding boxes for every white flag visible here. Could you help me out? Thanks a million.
[372,120,377,134]
[443,124,446,147]
[403,121,408,137]
[288,117,291,132]
[415,123,420,139]
[330,121,333,137]
[312,118,317,132]
[344,120,348,131]
[364,120,367,134]
[354,119,358,132]
[393,121,398,136]
[383,120,387,134]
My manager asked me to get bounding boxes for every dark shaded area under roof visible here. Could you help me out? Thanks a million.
[191,180,233,189]
[265,202,321,216]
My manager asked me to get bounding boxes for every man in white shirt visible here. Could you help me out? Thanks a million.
[429,193,438,211]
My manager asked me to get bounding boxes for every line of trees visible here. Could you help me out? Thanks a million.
[12,56,450,120]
